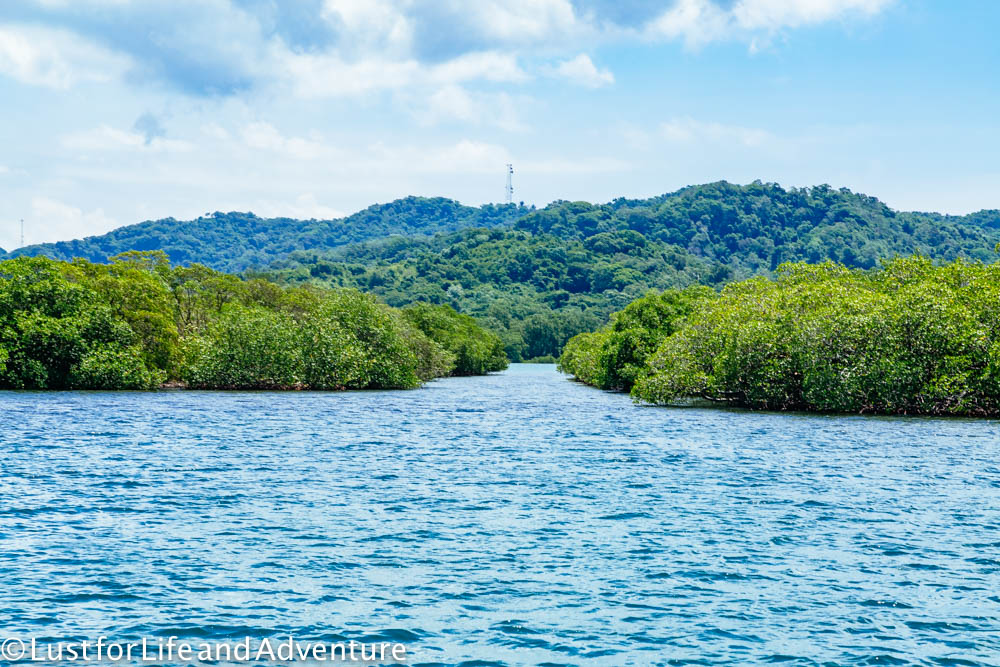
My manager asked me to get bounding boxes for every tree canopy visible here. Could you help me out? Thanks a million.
[7,182,1000,364]
[0,252,505,390]
[2,198,531,273]
[561,257,1000,417]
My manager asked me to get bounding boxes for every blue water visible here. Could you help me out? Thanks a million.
[2,364,1000,666]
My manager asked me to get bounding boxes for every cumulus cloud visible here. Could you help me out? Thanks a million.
[0,24,128,88]
[647,0,893,48]
[551,53,614,87]
[0,1,892,96]
[62,125,193,152]
[30,196,119,245]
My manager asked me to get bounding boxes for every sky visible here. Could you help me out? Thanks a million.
[0,0,998,250]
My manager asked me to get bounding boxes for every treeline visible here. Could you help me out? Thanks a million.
[2,198,530,272]
[266,182,1000,362]
[0,252,506,391]
[561,257,1000,417]
[266,227,713,362]
[517,181,1000,276]
[8,182,1000,366]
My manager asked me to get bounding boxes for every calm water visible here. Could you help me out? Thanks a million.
[2,364,1000,666]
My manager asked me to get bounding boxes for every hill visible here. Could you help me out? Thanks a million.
[265,182,1000,360]
[1,197,531,273]
[514,181,1000,278]
[6,181,999,360]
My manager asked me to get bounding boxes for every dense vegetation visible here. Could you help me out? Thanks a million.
[266,226,714,361]
[516,181,1000,276]
[266,182,1000,361]
[561,257,1000,416]
[402,303,507,376]
[6,182,999,364]
[1,198,530,273]
[0,252,505,390]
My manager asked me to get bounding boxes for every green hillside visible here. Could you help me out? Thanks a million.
[7,181,999,361]
[514,181,1000,278]
[265,182,1000,360]
[1,197,530,273]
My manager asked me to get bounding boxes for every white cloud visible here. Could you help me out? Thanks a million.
[0,165,9,175]
[551,53,614,88]
[0,24,129,88]
[62,126,193,152]
[647,0,892,47]
[320,0,413,57]
[416,85,525,131]
[660,117,774,147]
[0,1,894,98]
[30,196,120,245]
[201,123,231,141]
[240,122,327,159]
[733,0,892,31]
[279,48,528,98]
[453,0,584,44]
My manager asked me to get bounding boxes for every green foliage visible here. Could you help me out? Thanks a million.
[572,257,1000,416]
[0,256,164,389]
[516,182,1000,273]
[402,303,508,375]
[0,254,502,391]
[558,286,714,391]
[8,183,1000,389]
[300,291,423,389]
[265,182,1000,361]
[4,198,531,272]
[68,345,165,390]
[182,305,303,389]
[266,227,695,360]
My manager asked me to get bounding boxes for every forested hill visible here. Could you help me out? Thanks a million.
[1,197,531,273]
[267,182,1000,361]
[6,182,998,276]
[514,181,1000,274]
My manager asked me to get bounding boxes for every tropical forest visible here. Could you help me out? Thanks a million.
[4,181,1000,415]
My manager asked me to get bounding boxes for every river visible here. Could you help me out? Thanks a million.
[2,364,999,665]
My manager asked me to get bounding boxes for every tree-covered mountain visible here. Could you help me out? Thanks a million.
[6,181,999,360]
[1,197,531,273]
[265,182,1000,360]
[514,181,1000,279]
[264,226,716,361]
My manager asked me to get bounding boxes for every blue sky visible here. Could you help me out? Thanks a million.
[0,0,997,250]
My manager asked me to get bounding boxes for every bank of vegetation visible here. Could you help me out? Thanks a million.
[0,252,506,391]
[6,182,1000,368]
[560,257,1000,417]
[267,182,1000,361]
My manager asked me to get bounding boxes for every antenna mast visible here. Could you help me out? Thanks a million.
[505,163,514,204]
[20,218,24,247]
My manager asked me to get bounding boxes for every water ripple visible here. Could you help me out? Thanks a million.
[1,365,999,665]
